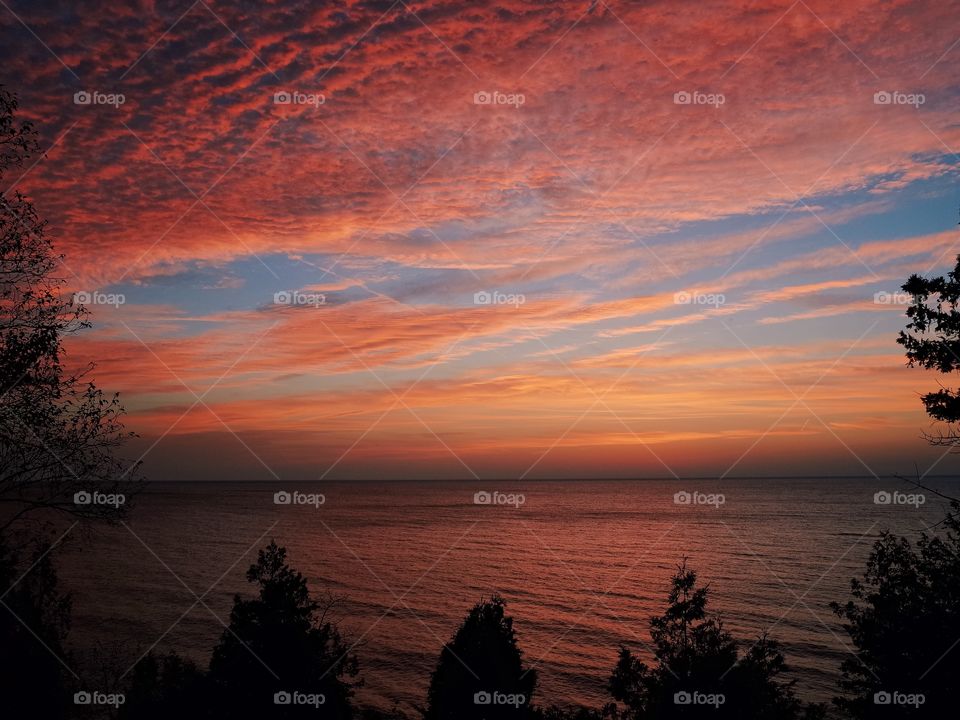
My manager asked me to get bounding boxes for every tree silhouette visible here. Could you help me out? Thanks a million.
[1,84,141,720]
[898,254,960,448]
[206,540,359,719]
[830,501,960,718]
[0,532,73,718]
[610,561,822,719]
[120,652,207,720]
[423,595,537,720]
[0,85,139,531]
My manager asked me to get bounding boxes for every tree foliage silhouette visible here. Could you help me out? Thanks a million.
[423,595,537,720]
[830,502,960,718]
[0,533,73,718]
[0,85,139,531]
[610,561,821,719]
[206,540,359,719]
[898,254,960,447]
[0,84,141,720]
[120,652,207,720]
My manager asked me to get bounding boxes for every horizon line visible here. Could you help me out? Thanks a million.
[134,474,960,483]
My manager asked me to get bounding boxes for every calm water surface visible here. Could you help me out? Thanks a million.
[59,478,957,713]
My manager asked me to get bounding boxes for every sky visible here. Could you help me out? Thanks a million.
[1,0,959,481]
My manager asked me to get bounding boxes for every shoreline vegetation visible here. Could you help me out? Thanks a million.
[5,510,960,719]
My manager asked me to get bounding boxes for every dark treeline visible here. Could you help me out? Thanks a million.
[3,86,960,719]
[3,516,960,719]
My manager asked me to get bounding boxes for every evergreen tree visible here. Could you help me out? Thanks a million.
[0,533,73,718]
[423,595,537,720]
[831,502,960,718]
[898,254,960,447]
[610,562,822,719]
[207,541,359,719]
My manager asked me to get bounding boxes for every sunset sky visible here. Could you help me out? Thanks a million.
[2,0,959,480]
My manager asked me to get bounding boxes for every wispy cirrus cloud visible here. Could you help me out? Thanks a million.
[3,0,959,478]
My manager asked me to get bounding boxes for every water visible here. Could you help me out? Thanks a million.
[57,478,956,713]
